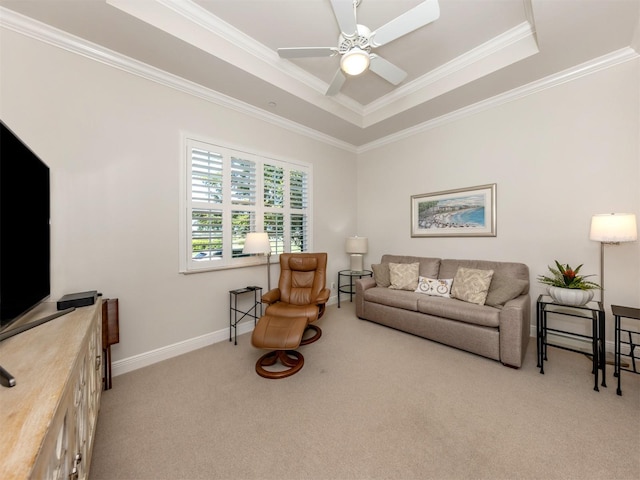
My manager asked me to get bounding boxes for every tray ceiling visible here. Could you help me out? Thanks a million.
[0,0,638,149]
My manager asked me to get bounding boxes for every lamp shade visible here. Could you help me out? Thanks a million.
[243,232,270,254]
[589,213,637,243]
[345,236,368,254]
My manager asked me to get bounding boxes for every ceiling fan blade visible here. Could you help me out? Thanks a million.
[369,54,407,85]
[330,0,357,37]
[278,47,338,58]
[370,0,440,47]
[326,69,347,96]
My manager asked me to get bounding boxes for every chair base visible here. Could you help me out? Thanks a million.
[300,324,322,345]
[255,350,304,379]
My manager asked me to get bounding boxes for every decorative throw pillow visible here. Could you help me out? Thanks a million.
[485,276,528,308]
[415,277,453,297]
[388,263,420,291]
[451,267,494,305]
[371,263,391,288]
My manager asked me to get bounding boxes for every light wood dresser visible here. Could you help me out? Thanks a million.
[0,300,102,480]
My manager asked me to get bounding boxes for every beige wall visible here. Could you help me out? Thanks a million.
[357,59,640,339]
[0,28,357,364]
[2,25,639,368]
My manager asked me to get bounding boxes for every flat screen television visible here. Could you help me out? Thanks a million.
[0,120,51,332]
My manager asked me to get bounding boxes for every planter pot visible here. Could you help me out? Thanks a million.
[548,286,594,306]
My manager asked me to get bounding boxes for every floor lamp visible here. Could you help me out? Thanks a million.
[243,232,272,291]
[589,213,637,307]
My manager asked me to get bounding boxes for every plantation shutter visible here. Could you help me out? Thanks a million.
[190,147,224,261]
[290,169,308,253]
[264,164,284,208]
[265,212,284,255]
[191,148,223,204]
[231,156,256,206]
[182,136,312,272]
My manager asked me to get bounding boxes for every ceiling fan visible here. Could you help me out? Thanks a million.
[277,0,440,96]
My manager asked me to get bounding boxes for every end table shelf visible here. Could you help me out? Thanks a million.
[338,269,372,308]
[612,305,640,396]
[229,286,262,345]
[536,294,606,392]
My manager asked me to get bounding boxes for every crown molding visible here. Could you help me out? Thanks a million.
[152,0,366,116]
[0,7,357,153]
[357,47,639,153]
[106,0,365,127]
[147,0,542,127]
[1,7,637,156]
[363,21,538,123]
[154,0,332,96]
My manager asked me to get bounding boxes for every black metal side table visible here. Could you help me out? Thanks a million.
[338,269,372,307]
[229,286,262,345]
[536,294,606,391]
[612,305,640,396]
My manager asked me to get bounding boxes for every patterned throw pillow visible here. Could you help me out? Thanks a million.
[451,267,494,305]
[371,263,391,287]
[388,263,420,291]
[415,277,453,297]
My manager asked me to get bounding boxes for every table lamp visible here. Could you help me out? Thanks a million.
[345,236,368,272]
[589,213,637,306]
[243,232,272,290]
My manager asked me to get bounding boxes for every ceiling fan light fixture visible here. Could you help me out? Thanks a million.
[340,47,370,76]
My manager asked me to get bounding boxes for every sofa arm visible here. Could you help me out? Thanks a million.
[355,277,376,318]
[498,293,531,368]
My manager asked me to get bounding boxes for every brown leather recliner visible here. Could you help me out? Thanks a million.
[261,252,330,345]
[251,253,330,378]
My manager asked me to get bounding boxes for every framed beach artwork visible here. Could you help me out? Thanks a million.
[411,184,497,237]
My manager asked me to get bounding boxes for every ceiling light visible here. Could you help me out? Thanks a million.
[340,48,370,76]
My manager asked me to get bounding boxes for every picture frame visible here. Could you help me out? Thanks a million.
[411,183,497,237]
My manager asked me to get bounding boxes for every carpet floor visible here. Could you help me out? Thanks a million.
[90,302,640,480]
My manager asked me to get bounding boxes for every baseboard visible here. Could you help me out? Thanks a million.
[112,296,341,377]
[111,320,257,377]
[113,316,623,378]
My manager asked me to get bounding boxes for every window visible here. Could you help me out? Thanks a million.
[180,137,312,272]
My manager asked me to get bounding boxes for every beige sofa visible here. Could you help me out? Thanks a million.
[355,255,531,368]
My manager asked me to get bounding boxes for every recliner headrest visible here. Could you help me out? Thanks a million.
[289,257,318,272]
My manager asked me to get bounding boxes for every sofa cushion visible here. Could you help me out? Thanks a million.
[485,275,528,308]
[440,259,530,294]
[389,263,420,290]
[451,267,494,305]
[371,263,391,287]
[381,255,440,279]
[364,287,419,311]
[415,277,453,297]
[416,296,500,328]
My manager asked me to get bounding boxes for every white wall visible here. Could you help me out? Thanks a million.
[0,28,357,365]
[358,59,640,339]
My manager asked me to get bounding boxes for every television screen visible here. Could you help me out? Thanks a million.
[0,120,51,330]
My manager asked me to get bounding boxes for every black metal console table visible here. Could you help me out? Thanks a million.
[612,304,640,396]
[229,286,262,345]
[536,294,606,391]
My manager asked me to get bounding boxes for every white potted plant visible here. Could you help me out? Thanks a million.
[537,260,601,306]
